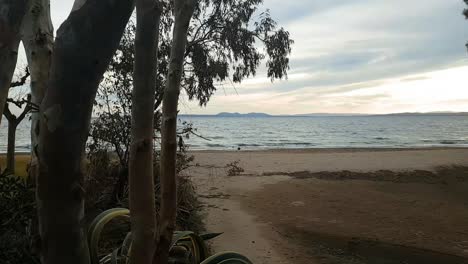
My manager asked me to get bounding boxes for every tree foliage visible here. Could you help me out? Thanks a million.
[465,0,468,51]
[90,0,293,159]
[184,0,293,105]
[464,0,468,18]
[88,22,137,166]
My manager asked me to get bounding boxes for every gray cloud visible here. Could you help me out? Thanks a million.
[44,1,468,114]
[256,0,468,93]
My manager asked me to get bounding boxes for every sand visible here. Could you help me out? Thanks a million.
[187,148,468,264]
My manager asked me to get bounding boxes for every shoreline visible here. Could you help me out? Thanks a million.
[188,146,468,153]
[3,145,468,156]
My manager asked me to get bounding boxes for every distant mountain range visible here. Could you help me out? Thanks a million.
[179,111,468,117]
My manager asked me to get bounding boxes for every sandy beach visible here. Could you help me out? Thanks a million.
[188,148,468,264]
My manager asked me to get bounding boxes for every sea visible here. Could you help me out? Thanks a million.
[1,115,468,153]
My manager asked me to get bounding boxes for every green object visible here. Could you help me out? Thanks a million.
[87,208,252,264]
[200,252,253,264]
[87,208,130,264]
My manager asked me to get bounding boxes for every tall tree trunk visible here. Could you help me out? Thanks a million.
[154,1,195,263]
[6,121,17,173]
[21,0,54,181]
[36,1,134,263]
[0,0,30,124]
[129,0,161,263]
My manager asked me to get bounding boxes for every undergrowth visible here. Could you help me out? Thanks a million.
[1,150,204,264]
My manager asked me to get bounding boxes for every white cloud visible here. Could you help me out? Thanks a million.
[183,64,468,114]
[19,0,468,115]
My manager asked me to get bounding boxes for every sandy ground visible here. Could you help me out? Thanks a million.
[187,148,468,264]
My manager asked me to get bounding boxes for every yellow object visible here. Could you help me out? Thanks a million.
[0,154,30,178]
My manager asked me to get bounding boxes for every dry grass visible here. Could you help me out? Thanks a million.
[0,154,30,178]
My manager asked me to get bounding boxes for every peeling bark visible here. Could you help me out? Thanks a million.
[21,0,54,182]
[0,0,30,124]
[128,0,161,263]
[154,1,195,263]
[37,0,134,263]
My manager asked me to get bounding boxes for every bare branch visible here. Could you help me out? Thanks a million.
[10,67,30,88]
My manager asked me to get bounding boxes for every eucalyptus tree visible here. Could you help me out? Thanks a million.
[0,0,293,263]
[155,1,196,263]
[128,0,161,263]
[21,0,54,180]
[36,1,134,263]
[92,0,294,153]
[91,2,293,261]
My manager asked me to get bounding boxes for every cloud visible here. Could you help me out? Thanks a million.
[22,0,468,115]
[400,76,430,82]
[185,0,468,114]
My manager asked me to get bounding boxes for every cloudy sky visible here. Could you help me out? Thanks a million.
[37,0,468,114]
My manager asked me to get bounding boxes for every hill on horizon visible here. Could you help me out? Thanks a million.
[179,111,468,117]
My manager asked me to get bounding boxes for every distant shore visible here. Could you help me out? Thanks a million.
[180,111,468,117]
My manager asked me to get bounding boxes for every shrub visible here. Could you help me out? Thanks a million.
[0,171,38,264]
[85,149,204,233]
[226,160,244,176]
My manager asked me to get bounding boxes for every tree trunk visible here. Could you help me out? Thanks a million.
[154,1,195,263]
[6,121,17,173]
[3,94,31,175]
[21,0,54,182]
[129,0,161,263]
[36,1,134,263]
[0,0,30,125]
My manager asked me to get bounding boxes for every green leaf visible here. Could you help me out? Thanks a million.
[199,232,223,241]
[87,208,130,264]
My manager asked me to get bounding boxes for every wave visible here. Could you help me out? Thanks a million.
[206,143,225,147]
[238,143,262,147]
[4,115,468,152]
[439,140,468,145]
[264,142,316,146]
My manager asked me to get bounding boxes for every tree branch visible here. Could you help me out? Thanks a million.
[16,94,33,123]
[3,102,15,123]
[10,67,30,87]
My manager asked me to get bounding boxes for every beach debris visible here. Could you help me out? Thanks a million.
[225,160,245,176]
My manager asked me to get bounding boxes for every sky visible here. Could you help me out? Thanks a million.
[16,0,468,115]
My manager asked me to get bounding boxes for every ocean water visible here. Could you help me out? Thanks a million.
[179,115,468,150]
[2,115,468,153]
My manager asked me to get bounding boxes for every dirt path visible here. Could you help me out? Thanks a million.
[188,148,468,263]
[188,163,291,263]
